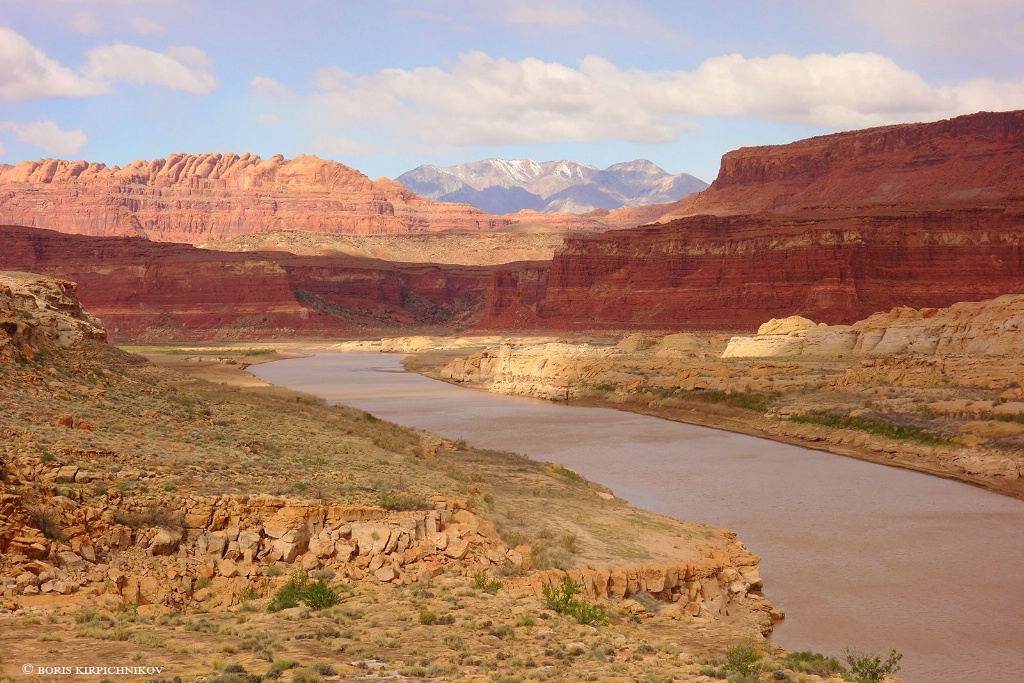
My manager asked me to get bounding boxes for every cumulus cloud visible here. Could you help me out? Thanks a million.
[72,12,102,35]
[82,44,217,95]
[131,17,164,35]
[0,27,217,101]
[294,50,1024,149]
[0,26,107,100]
[250,75,293,99]
[0,120,88,156]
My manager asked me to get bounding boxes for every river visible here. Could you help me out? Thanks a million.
[250,352,1024,683]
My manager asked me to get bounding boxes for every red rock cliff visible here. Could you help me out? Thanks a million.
[0,153,511,243]
[0,225,513,341]
[478,110,1024,331]
[668,109,1024,218]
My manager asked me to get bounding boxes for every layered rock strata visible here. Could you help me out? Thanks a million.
[0,272,106,362]
[0,153,509,242]
[723,295,1024,359]
[479,110,1024,331]
[0,153,677,248]
[0,225,520,340]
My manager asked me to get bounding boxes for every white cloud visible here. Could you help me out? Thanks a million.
[82,44,217,95]
[505,7,588,26]
[0,120,88,156]
[250,75,293,98]
[0,28,218,101]
[72,12,102,35]
[301,50,1022,150]
[131,17,164,35]
[0,26,107,100]
[255,113,281,125]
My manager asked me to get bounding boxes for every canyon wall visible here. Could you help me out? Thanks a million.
[664,108,1024,219]
[0,225,512,341]
[0,153,672,247]
[479,110,1024,331]
[0,153,509,243]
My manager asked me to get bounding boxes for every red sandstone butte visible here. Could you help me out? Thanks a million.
[0,225,523,341]
[478,110,1024,331]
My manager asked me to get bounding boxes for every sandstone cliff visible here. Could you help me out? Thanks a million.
[663,109,1024,219]
[479,110,1024,331]
[0,153,676,248]
[0,225,522,341]
[0,153,510,243]
[723,295,1024,359]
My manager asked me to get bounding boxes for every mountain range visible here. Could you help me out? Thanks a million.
[395,158,708,214]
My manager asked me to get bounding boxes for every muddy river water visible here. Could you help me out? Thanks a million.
[251,352,1024,683]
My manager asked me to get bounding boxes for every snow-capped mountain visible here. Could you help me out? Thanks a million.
[395,159,708,214]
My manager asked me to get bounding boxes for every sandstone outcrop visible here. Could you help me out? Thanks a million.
[723,295,1024,358]
[478,110,1024,331]
[0,272,106,362]
[0,225,533,341]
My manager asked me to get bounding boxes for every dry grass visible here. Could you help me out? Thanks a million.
[0,341,796,682]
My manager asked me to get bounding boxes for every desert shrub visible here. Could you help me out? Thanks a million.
[28,506,66,541]
[113,505,184,530]
[418,608,437,625]
[289,668,319,683]
[472,572,502,594]
[310,663,336,676]
[790,413,948,446]
[237,586,259,602]
[782,650,846,677]
[723,643,760,675]
[844,649,903,683]
[377,490,430,511]
[267,572,339,612]
[541,578,607,626]
[301,580,340,610]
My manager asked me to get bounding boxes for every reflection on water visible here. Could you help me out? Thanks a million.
[251,352,1024,683]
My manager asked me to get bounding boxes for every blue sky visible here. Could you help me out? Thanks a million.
[2,0,1023,183]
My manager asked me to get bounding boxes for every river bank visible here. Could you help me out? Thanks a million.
[394,330,1024,503]
[247,350,1024,683]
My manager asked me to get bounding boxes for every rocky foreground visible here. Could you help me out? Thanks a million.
[406,293,1024,500]
[2,272,884,683]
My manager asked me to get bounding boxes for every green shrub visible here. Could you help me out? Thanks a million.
[789,413,948,446]
[267,572,339,612]
[541,578,607,626]
[472,572,502,594]
[844,649,902,683]
[782,650,846,677]
[237,585,259,602]
[419,608,437,625]
[301,580,339,610]
[378,490,430,511]
[724,643,759,675]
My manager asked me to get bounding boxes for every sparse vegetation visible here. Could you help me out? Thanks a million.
[267,572,339,612]
[541,578,607,625]
[790,412,950,446]
[844,648,903,683]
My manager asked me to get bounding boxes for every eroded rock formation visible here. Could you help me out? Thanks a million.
[0,272,106,362]
[0,153,680,249]
[479,110,1024,331]
[0,225,517,341]
[0,153,509,243]
[722,295,1024,358]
